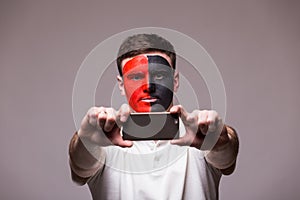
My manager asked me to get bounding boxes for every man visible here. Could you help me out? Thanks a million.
[69,34,239,199]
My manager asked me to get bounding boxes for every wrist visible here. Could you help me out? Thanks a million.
[205,127,239,169]
[69,132,105,177]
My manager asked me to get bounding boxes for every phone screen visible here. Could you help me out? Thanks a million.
[122,112,179,140]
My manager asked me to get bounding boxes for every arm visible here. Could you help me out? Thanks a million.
[205,125,239,175]
[68,105,133,185]
[69,132,105,185]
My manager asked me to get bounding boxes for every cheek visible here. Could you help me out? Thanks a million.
[123,80,151,112]
[124,82,142,103]
[123,79,146,99]
[152,84,173,111]
[130,88,151,112]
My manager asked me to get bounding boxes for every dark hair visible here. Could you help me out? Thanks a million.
[117,34,176,76]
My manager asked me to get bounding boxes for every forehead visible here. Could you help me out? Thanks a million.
[121,52,172,69]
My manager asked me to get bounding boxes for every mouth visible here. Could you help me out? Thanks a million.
[140,96,158,103]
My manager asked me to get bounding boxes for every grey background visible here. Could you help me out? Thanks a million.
[1,0,299,199]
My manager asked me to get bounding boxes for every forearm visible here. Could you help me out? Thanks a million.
[69,132,105,182]
[205,126,239,174]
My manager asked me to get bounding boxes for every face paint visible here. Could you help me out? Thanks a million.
[122,55,174,112]
[123,55,150,112]
[148,55,174,112]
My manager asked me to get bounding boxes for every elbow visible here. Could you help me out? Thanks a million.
[220,161,236,176]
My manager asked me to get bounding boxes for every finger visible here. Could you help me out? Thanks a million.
[187,110,199,123]
[210,119,224,134]
[87,107,98,127]
[169,105,180,113]
[198,110,209,134]
[207,110,218,124]
[103,108,116,132]
[170,135,190,146]
[170,105,189,123]
[108,128,133,147]
[117,104,130,123]
[87,107,104,127]
[112,137,133,148]
[97,107,107,129]
[207,111,219,132]
[198,110,208,124]
[118,140,134,148]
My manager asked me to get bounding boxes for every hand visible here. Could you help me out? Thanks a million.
[170,105,229,150]
[78,104,133,147]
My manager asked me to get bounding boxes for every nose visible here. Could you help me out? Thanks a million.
[142,83,156,93]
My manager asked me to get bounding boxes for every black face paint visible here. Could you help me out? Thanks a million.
[147,55,174,112]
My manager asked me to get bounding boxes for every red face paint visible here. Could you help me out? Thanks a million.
[123,55,151,112]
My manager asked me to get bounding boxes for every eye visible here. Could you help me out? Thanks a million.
[153,71,169,80]
[154,73,165,80]
[127,73,145,81]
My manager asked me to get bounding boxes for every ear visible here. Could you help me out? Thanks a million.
[117,75,125,96]
[173,71,179,92]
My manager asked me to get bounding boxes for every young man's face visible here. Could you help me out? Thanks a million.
[119,53,178,112]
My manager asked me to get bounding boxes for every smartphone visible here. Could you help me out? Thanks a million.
[122,112,179,140]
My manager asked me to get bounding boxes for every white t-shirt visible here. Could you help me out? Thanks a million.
[87,123,222,200]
